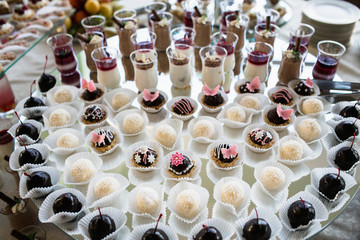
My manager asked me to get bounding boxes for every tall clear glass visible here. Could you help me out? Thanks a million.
[289,23,315,48]
[200,46,227,88]
[226,13,249,52]
[254,23,280,47]
[130,30,156,50]
[81,15,107,45]
[212,31,238,72]
[256,9,280,24]
[79,32,104,72]
[181,0,197,28]
[192,13,213,47]
[150,12,173,51]
[0,75,15,112]
[167,44,193,88]
[244,42,273,83]
[145,2,167,29]
[171,27,196,46]
[219,0,243,32]
[114,9,136,57]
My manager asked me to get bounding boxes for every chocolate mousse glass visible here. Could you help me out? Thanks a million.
[81,15,106,45]
[192,12,212,47]
[244,42,273,83]
[171,26,195,47]
[130,49,158,92]
[256,9,280,25]
[255,22,280,47]
[289,23,315,48]
[113,9,136,57]
[91,46,121,89]
[200,46,227,88]
[212,31,238,73]
[166,44,193,88]
[145,2,167,29]
[10,225,46,240]
[131,30,156,50]
[150,12,173,51]
[79,32,103,72]
[219,0,243,32]
[226,13,249,52]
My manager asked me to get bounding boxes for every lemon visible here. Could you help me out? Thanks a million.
[85,0,100,15]
[64,17,71,30]
[99,3,112,19]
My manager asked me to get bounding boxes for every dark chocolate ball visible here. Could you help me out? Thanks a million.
[319,173,345,200]
[52,193,82,214]
[141,228,169,240]
[193,226,223,240]
[18,148,44,167]
[334,121,359,141]
[242,218,271,240]
[24,96,45,108]
[15,123,39,140]
[335,147,359,171]
[38,73,56,92]
[26,171,52,191]
[339,105,360,118]
[88,214,116,240]
[287,200,315,229]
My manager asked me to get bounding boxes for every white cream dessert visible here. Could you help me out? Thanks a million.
[202,52,224,89]
[244,51,270,83]
[133,51,158,91]
[168,47,192,88]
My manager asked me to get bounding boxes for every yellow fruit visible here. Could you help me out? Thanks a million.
[85,0,100,15]
[110,1,123,12]
[99,3,112,19]
[64,17,71,30]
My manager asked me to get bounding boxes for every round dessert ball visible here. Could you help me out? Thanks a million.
[297,118,321,142]
[220,181,244,208]
[155,124,176,148]
[49,108,70,127]
[302,98,324,115]
[136,187,160,214]
[226,106,246,122]
[94,177,120,199]
[122,113,144,134]
[175,189,200,219]
[193,119,215,139]
[71,158,95,183]
[54,88,72,103]
[239,95,260,110]
[280,140,303,161]
[56,133,79,149]
[112,92,130,111]
[260,166,286,190]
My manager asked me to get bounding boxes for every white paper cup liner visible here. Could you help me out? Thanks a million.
[188,116,223,144]
[86,172,130,209]
[98,146,125,171]
[206,140,244,170]
[327,117,360,143]
[251,182,288,213]
[9,143,49,171]
[234,207,282,240]
[309,140,323,160]
[130,222,179,240]
[234,93,270,115]
[78,207,127,240]
[262,104,295,132]
[19,166,61,199]
[242,123,279,153]
[327,141,360,173]
[15,95,48,115]
[103,88,137,113]
[278,191,329,231]
[38,188,87,224]
[43,128,85,155]
[189,218,236,240]
[168,208,208,236]
[296,96,331,118]
[213,177,251,217]
[310,167,357,202]
[167,181,209,223]
[78,103,110,130]
[212,202,247,224]
[331,101,358,120]
[206,160,243,184]
[278,221,321,240]
[46,85,79,105]
[126,140,164,171]
[114,108,149,136]
[243,146,276,167]
[254,161,294,201]
[63,152,103,185]
[16,104,48,123]
[235,78,266,95]
[197,89,228,113]
[85,125,122,156]
[128,168,163,186]
[78,83,107,105]
[131,204,167,229]
[8,119,43,145]
[166,96,198,121]
[163,177,201,195]
[322,132,341,151]
[288,79,320,97]
[285,163,311,182]
[217,103,254,129]
[161,149,202,181]
[293,116,330,144]
[127,182,164,219]
[56,209,89,236]
[267,86,299,108]
[152,118,183,150]
[276,135,315,166]
[137,89,168,113]
[42,104,78,131]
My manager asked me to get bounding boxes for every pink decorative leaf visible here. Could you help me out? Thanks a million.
[143,89,159,102]
[246,76,260,92]
[276,104,293,120]
[203,84,220,96]
[221,145,237,159]
[81,78,87,89]
[92,132,105,145]
[305,78,313,88]
[170,152,184,166]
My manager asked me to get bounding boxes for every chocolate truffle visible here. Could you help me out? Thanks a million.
[225,106,246,122]
[172,98,194,115]
[287,199,315,228]
[271,88,293,105]
[193,120,215,139]
[123,113,144,134]
[297,118,321,142]
[133,146,158,167]
[175,190,200,219]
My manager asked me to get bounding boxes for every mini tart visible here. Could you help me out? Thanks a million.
[28,0,49,10]
[270,88,294,106]
[171,98,195,116]
[132,146,159,168]
[201,92,225,109]
[12,8,35,22]
[168,153,196,179]
[141,92,166,110]
[264,108,291,127]
[210,143,239,168]
[0,22,14,36]
[247,128,274,149]
[81,105,107,125]
[91,129,117,153]
[81,87,104,102]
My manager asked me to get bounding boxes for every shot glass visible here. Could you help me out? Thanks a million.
[244,42,273,83]
[130,49,158,91]
[114,9,137,57]
[212,31,238,72]
[200,46,227,88]
[171,26,196,46]
[81,15,106,45]
[130,30,156,50]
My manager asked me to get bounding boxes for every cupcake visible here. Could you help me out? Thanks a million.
[81,104,107,125]
[201,85,225,109]
[140,89,166,110]
[12,4,34,22]
[168,152,196,179]
[247,128,275,149]
[264,104,293,127]
[210,143,240,168]
[90,128,118,153]
[292,78,315,96]
[270,88,294,105]
[80,79,105,103]
[237,76,261,94]
[132,146,159,168]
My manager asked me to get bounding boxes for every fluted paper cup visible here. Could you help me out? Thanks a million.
[152,118,183,150]
[137,89,168,113]
[206,140,244,170]
[78,103,110,130]
[190,218,236,240]
[8,119,43,145]
[262,104,295,132]
[242,124,279,153]
[15,95,48,117]
[43,128,85,155]
[327,117,360,143]
[85,126,122,156]
[47,85,79,105]
[297,96,331,118]
[43,104,78,131]
[130,222,179,240]
[103,88,137,113]
[293,116,330,144]
[217,103,254,129]
[288,79,320,97]
[327,140,360,174]
[166,96,198,121]
[267,86,299,108]
[197,90,228,113]
[234,93,270,115]
[331,101,358,120]
[114,108,149,136]
[78,83,107,105]
[9,143,49,171]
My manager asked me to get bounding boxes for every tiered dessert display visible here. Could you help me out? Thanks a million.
[3,0,360,239]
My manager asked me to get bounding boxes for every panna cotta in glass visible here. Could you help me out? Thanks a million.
[131,30,156,50]
[150,11,173,51]
[130,49,158,92]
[171,26,195,47]
[113,10,136,57]
[244,42,273,83]
[91,46,121,89]
[200,46,227,88]
[166,44,193,88]
[226,13,249,52]
[212,31,238,72]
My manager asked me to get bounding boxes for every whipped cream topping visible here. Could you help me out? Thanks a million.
[259,29,274,38]
[124,21,135,29]
[158,18,168,27]
[197,16,208,24]
[136,53,151,63]
[89,34,102,44]
[11,200,26,214]
[1,23,12,32]
[230,19,242,28]
[32,0,47,7]
[174,50,186,60]
[205,52,216,61]
[285,50,295,59]
[16,9,33,18]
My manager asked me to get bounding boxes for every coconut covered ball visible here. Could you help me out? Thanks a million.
[122,113,144,134]
[193,119,215,139]
[175,189,200,219]
[280,140,303,161]
[56,133,79,148]
[220,181,244,208]
[302,98,324,115]
[54,88,73,103]
[239,95,260,110]
[155,124,176,148]
[112,92,130,111]
[260,166,285,191]
[94,177,120,199]
[71,158,95,183]
[136,187,160,214]
[226,106,246,122]
[49,108,70,127]
[297,118,321,142]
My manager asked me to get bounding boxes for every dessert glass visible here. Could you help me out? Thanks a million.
[130,30,156,50]
[0,75,15,112]
[244,42,273,83]
[192,13,213,47]
[91,46,121,89]
[226,13,249,52]
[212,32,238,72]
[145,2,167,29]
[289,23,315,48]
[79,31,103,72]
[219,0,243,32]
[166,44,193,88]
[171,26,196,47]
[256,9,280,25]
[81,15,106,45]
[130,49,158,92]
[312,40,346,81]
[114,10,137,57]
[181,0,197,28]
[9,225,47,240]
[150,12,173,51]
[200,46,227,88]
[255,23,280,47]
[0,198,38,229]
